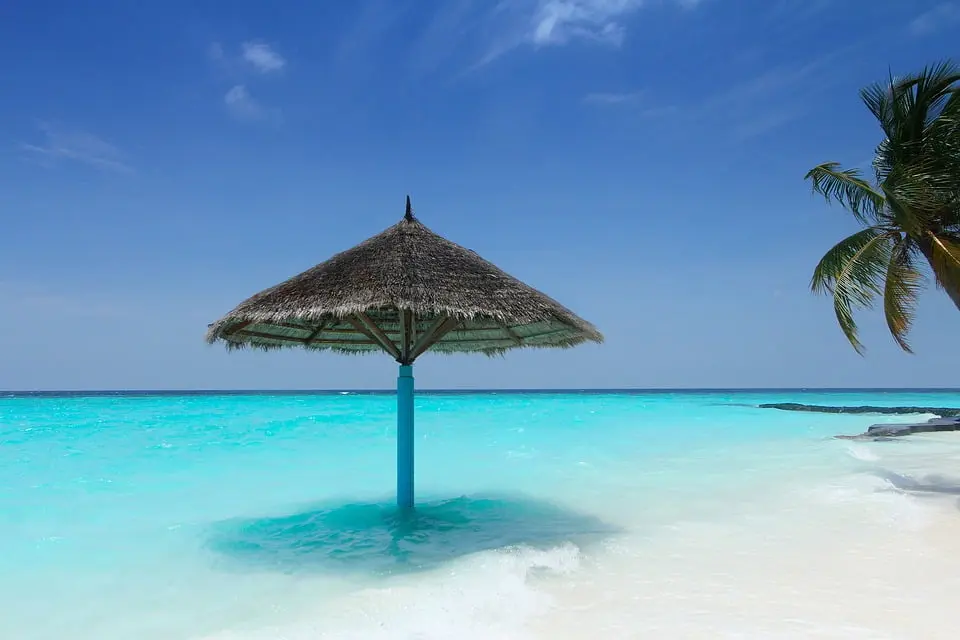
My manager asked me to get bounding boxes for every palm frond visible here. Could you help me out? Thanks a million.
[860,70,909,141]
[805,162,885,225]
[860,80,895,138]
[927,232,960,293]
[905,60,960,130]
[812,228,895,354]
[930,83,960,133]
[881,181,938,236]
[867,60,960,178]
[811,227,885,294]
[883,236,924,353]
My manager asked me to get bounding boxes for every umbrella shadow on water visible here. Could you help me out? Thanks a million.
[206,494,621,576]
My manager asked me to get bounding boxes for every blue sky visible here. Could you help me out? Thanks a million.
[2,0,959,390]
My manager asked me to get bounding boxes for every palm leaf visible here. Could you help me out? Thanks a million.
[812,228,895,353]
[859,79,890,126]
[883,236,924,353]
[881,182,935,236]
[860,71,905,142]
[903,60,960,134]
[868,60,960,182]
[930,83,960,135]
[805,163,885,225]
[811,227,885,294]
[927,232,960,293]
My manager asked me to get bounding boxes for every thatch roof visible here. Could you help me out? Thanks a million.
[206,197,602,364]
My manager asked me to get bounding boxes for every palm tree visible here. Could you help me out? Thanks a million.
[807,60,960,354]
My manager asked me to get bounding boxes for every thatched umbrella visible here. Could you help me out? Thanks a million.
[206,197,602,508]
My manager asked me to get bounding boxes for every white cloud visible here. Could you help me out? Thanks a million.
[474,0,700,67]
[209,40,285,123]
[241,41,286,73]
[530,0,643,47]
[20,122,133,173]
[224,85,280,123]
[224,85,261,119]
[909,3,960,36]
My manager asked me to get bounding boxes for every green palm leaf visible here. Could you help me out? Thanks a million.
[882,184,933,237]
[805,163,886,226]
[867,61,960,186]
[883,236,923,353]
[927,232,960,291]
[901,61,960,138]
[812,228,895,353]
[811,227,885,294]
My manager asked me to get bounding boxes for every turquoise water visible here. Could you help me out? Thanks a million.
[3,390,960,639]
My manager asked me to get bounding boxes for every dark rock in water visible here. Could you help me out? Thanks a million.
[834,417,960,441]
[866,417,960,436]
[758,403,960,440]
[760,403,960,417]
[860,425,914,438]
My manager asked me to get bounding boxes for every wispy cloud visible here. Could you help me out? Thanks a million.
[208,42,227,65]
[583,90,644,105]
[476,0,702,67]
[241,41,286,73]
[583,89,679,117]
[909,3,960,36]
[404,0,482,76]
[530,0,644,47]
[209,40,287,75]
[336,1,704,76]
[694,59,831,139]
[722,43,874,140]
[0,281,127,318]
[20,122,133,173]
[586,50,848,140]
[710,57,843,139]
[730,109,801,141]
[708,59,824,108]
[209,39,285,124]
[224,85,280,123]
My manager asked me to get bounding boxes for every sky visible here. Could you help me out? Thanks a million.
[1,0,959,390]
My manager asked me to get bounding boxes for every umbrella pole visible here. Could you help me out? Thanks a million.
[397,364,415,509]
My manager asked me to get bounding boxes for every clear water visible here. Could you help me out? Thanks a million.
[3,390,960,639]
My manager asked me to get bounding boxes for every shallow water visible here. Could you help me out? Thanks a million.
[3,390,960,639]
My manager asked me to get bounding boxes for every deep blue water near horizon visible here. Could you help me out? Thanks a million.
[3,389,960,638]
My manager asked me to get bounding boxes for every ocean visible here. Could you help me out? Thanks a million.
[3,389,960,639]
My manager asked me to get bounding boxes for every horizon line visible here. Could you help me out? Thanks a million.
[3,387,960,396]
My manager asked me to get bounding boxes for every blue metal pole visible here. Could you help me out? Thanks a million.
[397,364,415,509]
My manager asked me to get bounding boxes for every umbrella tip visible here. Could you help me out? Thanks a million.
[404,195,415,221]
